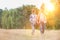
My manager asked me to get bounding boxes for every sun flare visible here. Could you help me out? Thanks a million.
[45,3,54,11]
[43,0,55,12]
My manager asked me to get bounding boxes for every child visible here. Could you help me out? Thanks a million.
[29,9,37,35]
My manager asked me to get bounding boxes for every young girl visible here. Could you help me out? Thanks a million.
[29,9,37,35]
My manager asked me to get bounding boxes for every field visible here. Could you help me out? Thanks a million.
[0,29,60,40]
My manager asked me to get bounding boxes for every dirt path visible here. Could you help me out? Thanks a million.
[0,29,60,40]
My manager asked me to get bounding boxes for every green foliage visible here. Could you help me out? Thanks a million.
[0,5,37,29]
[0,3,60,29]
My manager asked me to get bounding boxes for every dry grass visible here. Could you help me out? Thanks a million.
[0,29,60,40]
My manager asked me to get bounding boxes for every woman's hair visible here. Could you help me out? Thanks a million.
[41,3,45,10]
[40,3,45,12]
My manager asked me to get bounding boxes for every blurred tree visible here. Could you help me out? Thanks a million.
[0,9,3,28]
[50,0,60,29]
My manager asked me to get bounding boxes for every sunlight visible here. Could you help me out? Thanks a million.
[43,0,55,15]
[45,3,54,11]
[43,0,55,12]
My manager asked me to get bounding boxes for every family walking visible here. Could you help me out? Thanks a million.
[29,3,47,35]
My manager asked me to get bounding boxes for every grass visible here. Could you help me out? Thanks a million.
[0,29,60,40]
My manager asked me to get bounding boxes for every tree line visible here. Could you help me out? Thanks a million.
[0,0,60,29]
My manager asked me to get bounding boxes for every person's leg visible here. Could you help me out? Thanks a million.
[31,24,35,35]
[40,24,45,40]
[40,24,42,34]
[40,23,44,34]
[42,23,46,34]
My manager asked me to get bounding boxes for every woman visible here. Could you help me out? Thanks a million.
[38,3,47,34]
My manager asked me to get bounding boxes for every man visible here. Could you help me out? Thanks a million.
[29,9,37,35]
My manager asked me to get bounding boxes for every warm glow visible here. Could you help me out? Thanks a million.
[45,3,54,11]
[43,0,55,15]
[43,0,55,12]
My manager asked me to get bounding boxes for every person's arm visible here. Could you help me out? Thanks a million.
[44,15,47,24]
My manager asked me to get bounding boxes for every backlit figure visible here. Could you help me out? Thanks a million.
[39,3,47,34]
[29,9,37,35]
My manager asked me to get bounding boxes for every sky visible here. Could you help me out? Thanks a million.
[0,0,49,10]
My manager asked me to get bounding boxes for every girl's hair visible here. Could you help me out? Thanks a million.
[31,9,35,13]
